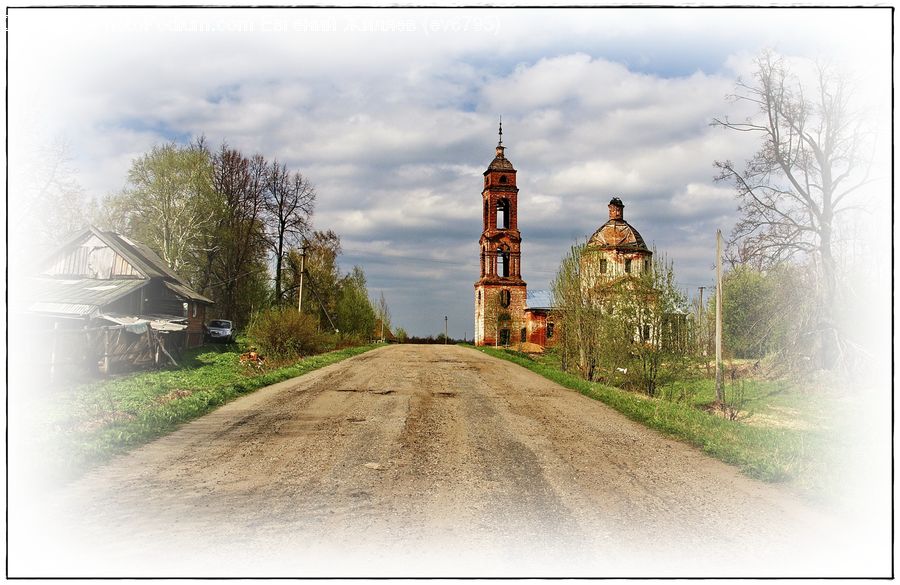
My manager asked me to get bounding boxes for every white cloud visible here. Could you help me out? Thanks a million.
[8,6,891,336]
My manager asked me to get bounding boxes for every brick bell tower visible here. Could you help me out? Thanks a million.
[475,119,527,346]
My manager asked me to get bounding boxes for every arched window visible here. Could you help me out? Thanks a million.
[496,199,510,229]
[500,289,511,307]
[497,247,510,278]
[484,200,488,225]
[499,175,508,184]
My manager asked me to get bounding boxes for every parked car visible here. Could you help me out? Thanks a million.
[205,319,235,343]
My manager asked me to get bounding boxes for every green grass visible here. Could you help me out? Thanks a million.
[468,345,840,494]
[42,343,380,480]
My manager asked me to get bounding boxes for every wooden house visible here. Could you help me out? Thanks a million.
[21,227,213,375]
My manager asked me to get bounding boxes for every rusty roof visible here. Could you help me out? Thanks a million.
[586,219,650,252]
[485,145,516,173]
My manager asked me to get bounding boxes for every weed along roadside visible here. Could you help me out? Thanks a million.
[37,344,381,482]
[466,345,839,496]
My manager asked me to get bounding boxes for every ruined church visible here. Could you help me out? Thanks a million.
[474,125,652,347]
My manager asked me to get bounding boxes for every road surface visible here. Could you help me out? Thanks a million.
[10,345,885,576]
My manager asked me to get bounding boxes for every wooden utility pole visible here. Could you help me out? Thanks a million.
[297,244,307,313]
[444,316,448,344]
[697,285,706,357]
[715,229,724,403]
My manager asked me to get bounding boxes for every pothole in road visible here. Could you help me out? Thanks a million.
[334,388,394,395]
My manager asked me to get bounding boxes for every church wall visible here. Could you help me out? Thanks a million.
[581,248,653,292]
[525,309,559,348]
[475,284,526,346]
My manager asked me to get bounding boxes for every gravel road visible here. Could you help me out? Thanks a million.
[10,345,887,577]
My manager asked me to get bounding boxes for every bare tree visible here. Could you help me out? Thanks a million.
[264,159,316,304]
[10,137,89,273]
[204,146,270,325]
[713,51,874,369]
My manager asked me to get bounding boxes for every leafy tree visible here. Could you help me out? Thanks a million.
[335,266,376,339]
[105,142,216,281]
[713,50,875,369]
[293,230,342,330]
[723,266,779,359]
[620,252,689,396]
[553,244,689,395]
[394,327,408,343]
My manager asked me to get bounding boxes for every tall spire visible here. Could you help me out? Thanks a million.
[498,115,503,146]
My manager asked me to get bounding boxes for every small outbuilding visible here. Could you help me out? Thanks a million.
[19,226,214,376]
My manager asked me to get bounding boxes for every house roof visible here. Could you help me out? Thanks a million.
[525,289,555,311]
[28,278,147,314]
[28,227,213,318]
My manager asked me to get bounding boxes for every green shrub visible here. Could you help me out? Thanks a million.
[246,307,327,359]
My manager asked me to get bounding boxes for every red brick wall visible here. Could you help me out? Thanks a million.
[475,284,527,346]
[525,309,559,348]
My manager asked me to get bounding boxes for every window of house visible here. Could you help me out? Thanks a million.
[182,302,189,317]
[599,258,608,273]
[547,322,555,339]
[496,199,510,229]
[500,289,511,308]
[520,327,526,342]
[644,259,650,273]
[625,258,632,273]
[192,303,198,318]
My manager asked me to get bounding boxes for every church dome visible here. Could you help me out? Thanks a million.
[586,197,649,252]
[486,144,515,172]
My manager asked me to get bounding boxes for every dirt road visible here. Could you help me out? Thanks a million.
[10,345,885,576]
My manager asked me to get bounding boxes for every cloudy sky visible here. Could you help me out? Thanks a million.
[8,6,892,337]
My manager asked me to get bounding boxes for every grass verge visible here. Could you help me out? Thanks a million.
[467,345,833,490]
[42,343,380,480]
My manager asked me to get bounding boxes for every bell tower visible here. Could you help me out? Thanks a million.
[474,119,527,346]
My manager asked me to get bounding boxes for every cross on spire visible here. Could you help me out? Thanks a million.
[498,115,503,146]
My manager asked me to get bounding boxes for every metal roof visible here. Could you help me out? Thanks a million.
[587,219,650,252]
[34,226,214,307]
[28,277,147,308]
[164,281,214,305]
[27,302,97,318]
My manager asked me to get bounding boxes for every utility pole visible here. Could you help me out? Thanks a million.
[297,244,307,313]
[444,316,448,344]
[715,230,724,403]
[697,285,706,357]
